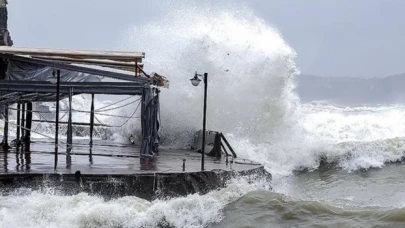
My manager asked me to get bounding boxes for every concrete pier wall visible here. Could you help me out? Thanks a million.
[0,166,270,200]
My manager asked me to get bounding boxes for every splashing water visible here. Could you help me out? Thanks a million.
[0,177,269,228]
[123,4,307,174]
[3,3,405,177]
[2,2,405,228]
[0,6,299,227]
[121,3,405,176]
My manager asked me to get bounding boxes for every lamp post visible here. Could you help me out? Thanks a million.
[48,69,60,171]
[190,72,208,171]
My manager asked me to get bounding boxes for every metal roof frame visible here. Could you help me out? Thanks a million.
[0,80,145,94]
[0,80,145,105]
[0,47,164,106]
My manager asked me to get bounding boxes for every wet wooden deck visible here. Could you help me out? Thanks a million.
[0,139,262,175]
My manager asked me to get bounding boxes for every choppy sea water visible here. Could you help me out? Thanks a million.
[2,2,405,227]
[3,124,405,228]
[3,104,405,228]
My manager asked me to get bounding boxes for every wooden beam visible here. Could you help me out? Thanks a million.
[0,46,144,62]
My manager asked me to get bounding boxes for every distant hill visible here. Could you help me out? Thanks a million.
[296,74,405,106]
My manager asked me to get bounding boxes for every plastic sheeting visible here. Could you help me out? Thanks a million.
[140,86,160,156]
[6,59,103,82]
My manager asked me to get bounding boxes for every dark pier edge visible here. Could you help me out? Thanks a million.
[0,166,270,201]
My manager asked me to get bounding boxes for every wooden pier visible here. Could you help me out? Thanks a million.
[0,139,267,200]
[0,139,262,175]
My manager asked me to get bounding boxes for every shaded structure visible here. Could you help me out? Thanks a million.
[0,46,166,166]
[0,1,270,200]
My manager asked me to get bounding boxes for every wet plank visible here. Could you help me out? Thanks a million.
[0,139,261,175]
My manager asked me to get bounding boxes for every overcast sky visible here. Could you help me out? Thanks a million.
[7,0,405,78]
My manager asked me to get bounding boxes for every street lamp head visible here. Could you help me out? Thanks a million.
[48,70,58,84]
[190,72,201,86]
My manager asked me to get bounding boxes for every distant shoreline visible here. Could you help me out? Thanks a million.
[297,74,405,106]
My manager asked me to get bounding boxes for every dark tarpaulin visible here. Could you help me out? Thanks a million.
[6,59,103,82]
[140,86,160,156]
[2,60,162,156]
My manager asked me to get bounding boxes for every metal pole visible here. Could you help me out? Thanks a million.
[89,93,94,148]
[16,103,20,145]
[201,73,208,171]
[66,87,73,165]
[89,93,95,163]
[54,69,60,171]
[21,104,25,140]
[25,102,32,143]
[67,87,73,153]
[2,105,8,148]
